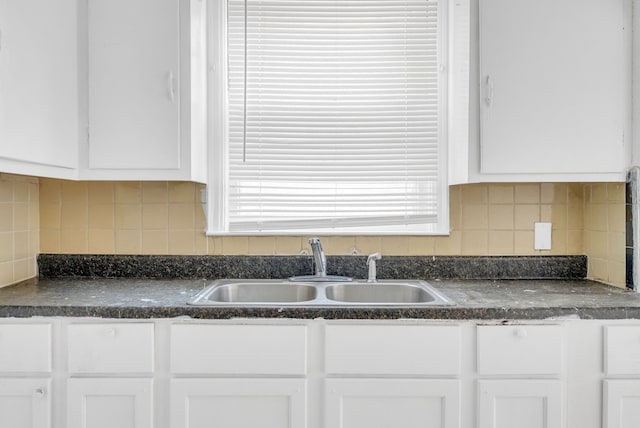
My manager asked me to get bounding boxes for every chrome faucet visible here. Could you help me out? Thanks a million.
[288,238,352,282]
[309,237,327,277]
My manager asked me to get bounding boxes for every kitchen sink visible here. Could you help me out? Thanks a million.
[189,280,317,304]
[188,279,452,306]
[325,281,445,304]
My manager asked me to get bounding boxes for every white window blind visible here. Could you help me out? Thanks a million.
[220,0,449,234]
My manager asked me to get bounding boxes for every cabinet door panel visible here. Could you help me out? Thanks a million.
[479,0,626,175]
[0,379,51,428]
[604,380,640,428]
[67,378,153,428]
[88,0,180,170]
[0,0,78,171]
[170,379,306,428]
[478,380,562,428]
[326,379,459,428]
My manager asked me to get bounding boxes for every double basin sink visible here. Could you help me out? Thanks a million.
[188,279,453,307]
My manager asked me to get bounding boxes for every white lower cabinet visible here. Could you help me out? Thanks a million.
[169,322,308,428]
[477,324,564,428]
[0,322,53,428]
[5,317,640,427]
[0,379,51,428]
[66,322,155,428]
[478,380,563,428]
[67,378,153,428]
[326,379,459,428]
[325,323,461,428]
[170,379,306,428]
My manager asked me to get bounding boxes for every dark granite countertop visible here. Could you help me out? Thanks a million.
[1,277,640,320]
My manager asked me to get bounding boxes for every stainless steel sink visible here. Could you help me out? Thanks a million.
[325,281,447,304]
[189,280,317,304]
[188,279,453,306]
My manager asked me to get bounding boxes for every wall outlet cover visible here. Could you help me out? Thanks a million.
[534,222,552,250]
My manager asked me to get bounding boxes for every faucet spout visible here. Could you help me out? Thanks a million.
[309,237,327,277]
[288,238,352,282]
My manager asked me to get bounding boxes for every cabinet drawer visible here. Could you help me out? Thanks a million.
[605,326,640,375]
[67,323,154,374]
[477,325,563,375]
[0,323,52,373]
[170,324,307,375]
[325,324,461,376]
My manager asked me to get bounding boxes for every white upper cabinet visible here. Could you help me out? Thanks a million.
[80,0,206,181]
[0,0,79,179]
[476,0,630,182]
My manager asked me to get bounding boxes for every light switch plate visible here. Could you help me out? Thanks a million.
[534,222,552,250]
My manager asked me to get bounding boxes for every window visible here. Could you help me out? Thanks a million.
[208,0,469,235]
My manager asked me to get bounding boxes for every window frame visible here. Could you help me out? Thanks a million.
[206,0,469,236]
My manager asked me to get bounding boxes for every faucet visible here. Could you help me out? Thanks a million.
[309,237,327,277]
[288,238,352,282]
[366,253,382,282]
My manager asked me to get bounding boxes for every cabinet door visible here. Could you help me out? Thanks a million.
[0,0,78,175]
[87,0,180,170]
[478,380,562,428]
[604,380,640,428]
[170,379,306,428]
[479,0,626,176]
[67,378,153,428]
[325,379,460,428]
[0,379,51,428]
